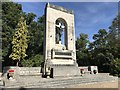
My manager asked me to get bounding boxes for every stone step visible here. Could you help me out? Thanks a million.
[3,74,118,88]
[0,80,5,86]
[25,76,117,88]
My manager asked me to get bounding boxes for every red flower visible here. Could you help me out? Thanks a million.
[8,69,14,73]
[80,69,84,71]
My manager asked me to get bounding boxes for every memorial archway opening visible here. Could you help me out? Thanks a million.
[55,18,67,48]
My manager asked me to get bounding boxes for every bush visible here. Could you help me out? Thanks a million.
[21,54,43,67]
[32,54,43,67]
[110,58,120,77]
[21,59,34,67]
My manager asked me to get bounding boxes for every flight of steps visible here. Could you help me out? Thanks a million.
[2,73,118,88]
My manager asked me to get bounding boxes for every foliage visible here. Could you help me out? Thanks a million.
[26,15,44,57]
[2,2,44,66]
[107,13,120,76]
[108,13,120,59]
[21,54,43,67]
[76,33,89,66]
[110,58,120,77]
[90,29,110,72]
[76,16,120,75]
[1,2,120,76]
[21,59,33,67]
[9,17,28,66]
[2,2,22,66]
[76,33,89,51]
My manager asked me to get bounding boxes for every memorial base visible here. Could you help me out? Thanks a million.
[50,64,80,77]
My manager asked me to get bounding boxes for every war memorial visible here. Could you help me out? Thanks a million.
[42,3,80,77]
[0,3,118,88]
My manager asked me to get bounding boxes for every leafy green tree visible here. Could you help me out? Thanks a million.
[2,2,22,66]
[108,13,120,59]
[25,13,36,25]
[22,15,44,67]
[2,2,44,67]
[110,58,120,77]
[107,13,120,76]
[21,54,43,67]
[108,14,119,41]
[21,59,33,67]
[76,33,89,51]
[76,33,89,66]
[93,29,108,48]
[9,17,28,66]
[2,2,22,53]
[0,3,2,62]
[90,29,112,72]
[26,15,44,58]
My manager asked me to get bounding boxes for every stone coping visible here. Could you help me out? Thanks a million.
[46,3,74,15]
[3,66,41,76]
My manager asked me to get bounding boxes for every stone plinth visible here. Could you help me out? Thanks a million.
[51,65,80,77]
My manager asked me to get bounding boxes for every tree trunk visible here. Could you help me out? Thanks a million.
[16,61,19,66]
[16,59,20,66]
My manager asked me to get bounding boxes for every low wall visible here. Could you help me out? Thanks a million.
[3,66,42,77]
[78,66,98,74]
[19,67,41,76]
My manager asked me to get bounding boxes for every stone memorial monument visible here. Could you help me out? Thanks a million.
[43,3,80,77]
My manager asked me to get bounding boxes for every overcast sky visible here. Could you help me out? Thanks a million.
[17,2,118,42]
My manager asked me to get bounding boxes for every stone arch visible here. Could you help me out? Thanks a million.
[55,18,68,48]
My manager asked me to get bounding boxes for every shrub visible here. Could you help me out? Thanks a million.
[110,58,120,77]
[21,54,43,67]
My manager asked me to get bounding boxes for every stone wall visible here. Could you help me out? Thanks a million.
[3,66,41,78]
[79,66,98,74]
[19,67,41,76]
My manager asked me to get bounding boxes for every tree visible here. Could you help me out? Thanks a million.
[76,33,89,66]
[2,2,22,53]
[26,15,44,58]
[110,58,120,77]
[90,29,111,72]
[22,15,44,67]
[76,33,89,51]
[21,54,43,67]
[2,2,22,66]
[108,13,120,59]
[92,29,108,48]
[9,17,28,66]
[2,2,44,67]
[107,13,120,76]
